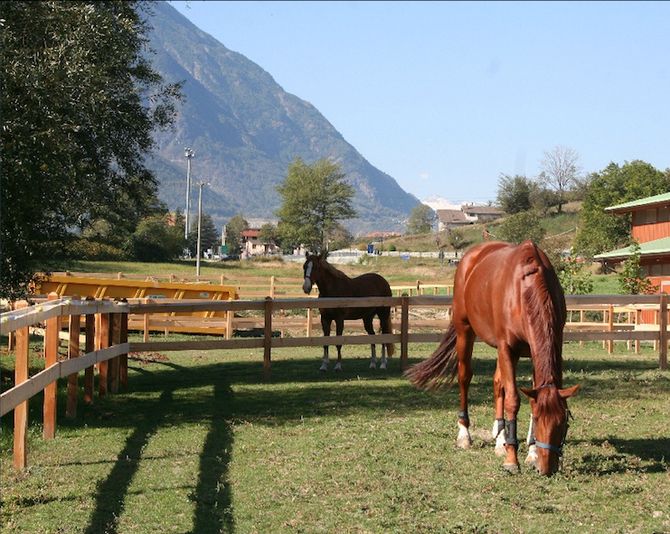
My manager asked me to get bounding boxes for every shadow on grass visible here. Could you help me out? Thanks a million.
[570,436,669,476]
[82,366,236,534]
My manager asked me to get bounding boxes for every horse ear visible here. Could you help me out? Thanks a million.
[559,384,581,399]
[519,387,537,400]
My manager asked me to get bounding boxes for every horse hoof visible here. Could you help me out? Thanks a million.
[319,364,328,372]
[503,463,520,474]
[456,436,472,449]
[380,361,387,370]
[334,364,342,372]
[369,361,377,369]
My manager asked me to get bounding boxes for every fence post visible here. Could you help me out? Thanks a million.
[43,292,60,440]
[109,310,121,394]
[306,307,313,337]
[84,297,95,404]
[226,297,234,340]
[400,295,410,370]
[607,305,614,354]
[660,293,668,370]
[66,295,81,419]
[264,297,273,377]
[120,300,129,390]
[143,298,151,342]
[96,305,110,397]
[13,300,30,470]
[270,276,275,298]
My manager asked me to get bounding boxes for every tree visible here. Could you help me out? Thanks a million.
[126,214,184,262]
[539,146,581,214]
[406,204,436,235]
[225,215,248,257]
[186,214,219,257]
[446,228,468,257]
[574,161,670,257]
[259,223,280,250]
[496,174,534,214]
[496,211,546,245]
[276,158,356,252]
[0,1,182,298]
[327,222,354,251]
[617,242,653,295]
[557,255,593,295]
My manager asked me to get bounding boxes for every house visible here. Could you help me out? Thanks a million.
[461,204,505,223]
[241,228,280,257]
[436,205,504,232]
[594,192,670,293]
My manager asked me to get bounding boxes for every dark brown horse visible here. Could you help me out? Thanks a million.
[302,252,395,371]
[405,240,579,475]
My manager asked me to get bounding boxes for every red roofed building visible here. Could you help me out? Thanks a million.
[241,228,279,257]
[594,192,670,293]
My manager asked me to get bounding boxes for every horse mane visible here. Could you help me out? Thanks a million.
[520,243,566,388]
[319,258,351,281]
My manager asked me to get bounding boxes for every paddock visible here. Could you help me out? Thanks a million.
[0,294,669,532]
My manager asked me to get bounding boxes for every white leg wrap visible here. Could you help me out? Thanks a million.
[319,359,328,372]
[526,413,535,446]
[380,356,387,370]
[334,361,342,371]
[456,421,472,449]
[525,444,538,467]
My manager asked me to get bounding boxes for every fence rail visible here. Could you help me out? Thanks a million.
[1,293,667,471]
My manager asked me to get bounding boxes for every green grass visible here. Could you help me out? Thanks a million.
[1,338,669,533]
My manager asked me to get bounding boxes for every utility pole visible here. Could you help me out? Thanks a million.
[195,182,208,278]
[184,148,195,241]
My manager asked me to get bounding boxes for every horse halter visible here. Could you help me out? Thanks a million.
[531,383,572,457]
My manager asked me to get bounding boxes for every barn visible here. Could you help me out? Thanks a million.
[595,191,670,293]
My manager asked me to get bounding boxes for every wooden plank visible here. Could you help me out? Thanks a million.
[264,297,273,377]
[84,298,95,404]
[109,312,121,394]
[563,330,659,342]
[129,338,265,352]
[13,301,29,470]
[96,311,110,397]
[1,344,130,418]
[120,308,129,390]
[43,293,60,440]
[66,296,81,419]
[400,295,410,370]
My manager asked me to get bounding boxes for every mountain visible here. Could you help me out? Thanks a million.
[144,2,420,234]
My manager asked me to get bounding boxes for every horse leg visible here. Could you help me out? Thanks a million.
[363,316,377,369]
[497,344,521,472]
[378,309,390,370]
[456,328,475,449]
[320,316,331,371]
[334,318,344,371]
[492,364,507,456]
[525,400,538,467]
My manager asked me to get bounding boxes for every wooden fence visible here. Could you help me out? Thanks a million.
[0,293,667,471]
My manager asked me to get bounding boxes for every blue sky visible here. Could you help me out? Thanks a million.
[169,1,670,206]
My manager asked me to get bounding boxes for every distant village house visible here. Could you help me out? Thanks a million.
[436,204,504,232]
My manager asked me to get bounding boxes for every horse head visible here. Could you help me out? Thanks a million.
[521,384,580,475]
[302,251,326,294]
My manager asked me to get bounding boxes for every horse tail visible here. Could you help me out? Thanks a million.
[382,313,395,357]
[404,324,458,390]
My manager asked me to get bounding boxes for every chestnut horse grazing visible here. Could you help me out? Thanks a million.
[302,252,395,371]
[405,240,579,475]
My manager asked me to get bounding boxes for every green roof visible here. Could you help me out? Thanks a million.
[594,236,670,260]
[605,191,670,212]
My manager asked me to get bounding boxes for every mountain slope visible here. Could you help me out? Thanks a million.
[145,2,419,233]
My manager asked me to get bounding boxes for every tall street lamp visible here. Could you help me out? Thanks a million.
[195,182,209,278]
[184,147,195,241]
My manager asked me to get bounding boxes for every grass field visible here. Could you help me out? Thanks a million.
[1,337,668,533]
